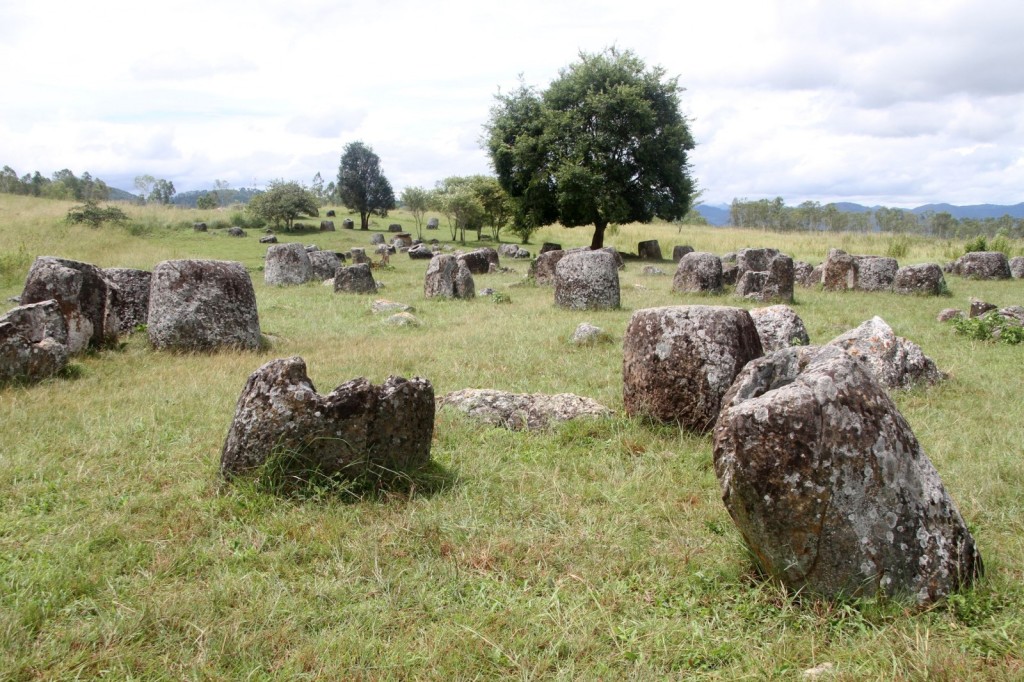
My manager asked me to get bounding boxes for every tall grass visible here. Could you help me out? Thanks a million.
[1,195,1022,679]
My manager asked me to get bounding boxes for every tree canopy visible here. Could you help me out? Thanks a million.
[246,180,319,230]
[337,141,395,230]
[484,47,696,249]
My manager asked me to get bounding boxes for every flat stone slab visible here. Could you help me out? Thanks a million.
[439,388,613,430]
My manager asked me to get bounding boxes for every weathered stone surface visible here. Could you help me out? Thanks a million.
[827,316,943,389]
[749,304,810,353]
[227,227,246,237]
[333,263,377,294]
[999,306,1024,326]
[498,244,520,258]
[426,217,439,230]
[953,252,1011,279]
[264,243,314,285]
[102,267,151,333]
[893,263,946,296]
[424,254,474,299]
[259,235,278,244]
[1010,256,1024,279]
[349,247,370,265]
[21,256,119,353]
[382,312,422,327]
[220,356,434,481]
[342,218,355,229]
[969,298,997,318]
[821,249,858,290]
[735,248,781,282]
[570,322,610,345]
[937,308,964,322]
[672,245,695,262]
[326,210,336,217]
[371,299,415,315]
[320,220,335,232]
[530,250,565,286]
[804,263,824,288]
[539,242,562,254]
[794,260,816,287]
[193,222,207,232]
[672,252,723,294]
[0,300,69,383]
[458,248,499,275]
[638,240,663,260]
[306,251,343,281]
[388,223,403,232]
[854,256,898,291]
[408,244,434,259]
[721,263,739,286]
[554,250,620,310]
[735,254,794,303]
[439,388,612,431]
[148,260,261,351]
[370,234,386,245]
[623,305,763,431]
[713,345,982,602]
[392,236,411,250]
[641,266,666,276]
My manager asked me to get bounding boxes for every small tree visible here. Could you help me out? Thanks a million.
[337,141,396,230]
[196,193,219,210]
[66,200,129,228]
[434,177,484,243]
[246,180,319,230]
[484,47,696,249]
[401,186,430,239]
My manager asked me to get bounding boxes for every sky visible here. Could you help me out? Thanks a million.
[2,0,1023,209]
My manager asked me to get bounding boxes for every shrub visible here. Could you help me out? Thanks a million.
[886,234,910,259]
[65,200,129,228]
[963,235,988,253]
[951,311,1023,345]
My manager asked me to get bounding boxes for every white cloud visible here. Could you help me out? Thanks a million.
[2,0,1023,207]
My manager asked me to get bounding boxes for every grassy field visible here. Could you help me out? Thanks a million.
[1,194,1022,680]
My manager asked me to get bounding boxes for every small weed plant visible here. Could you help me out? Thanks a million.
[951,311,1024,344]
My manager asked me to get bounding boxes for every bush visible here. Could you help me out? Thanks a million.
[951,311,1023,345]
[65,200,129,228]
[963,236,988,253]
[886,234,910,259]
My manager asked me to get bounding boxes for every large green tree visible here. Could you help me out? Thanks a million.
[247,180,319,230]
[484,47,696,249]
[336,141,395,230]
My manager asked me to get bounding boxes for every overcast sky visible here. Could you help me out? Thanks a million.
[2,0,1023,208]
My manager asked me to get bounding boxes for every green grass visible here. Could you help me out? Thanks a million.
[1,195,1023,679]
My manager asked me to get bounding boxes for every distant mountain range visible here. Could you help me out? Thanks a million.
[695,202,1024,226]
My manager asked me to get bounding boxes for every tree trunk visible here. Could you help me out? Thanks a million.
[360,212,369,230]
[590,217,607,250]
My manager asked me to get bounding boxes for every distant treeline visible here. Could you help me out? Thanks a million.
[728,197,1024,239]
[0,165,114,202]
[171,188,263,208]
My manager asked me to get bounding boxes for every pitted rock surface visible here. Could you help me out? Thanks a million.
[735,253,794,303]
[672,245,694,262]
[458,248,500,275]
[952,252,1011,280]
[531,250,567,286]
[854,256,898,291]
[220,356,434,480]
[637,240,663,260]
[148,259,261,352]
[554,250,620,310]
[893,263,946,295]
[424,254,475,299]
[749,305,810,353]
[21,256,119,353]
[672,252,723,294]
[570,322,610,345]
[264,243,314,285]
[308,251,344,281]
[623,305,763,431]
[0,300,69,383]
[438,388,612,431]
[713,345,982,602]
[826,316,943,389]
[793,260,815,287]
[821,249,858,290]
[102,267,151,333]
[1010,256,1024,279]
[333,263,377,294]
